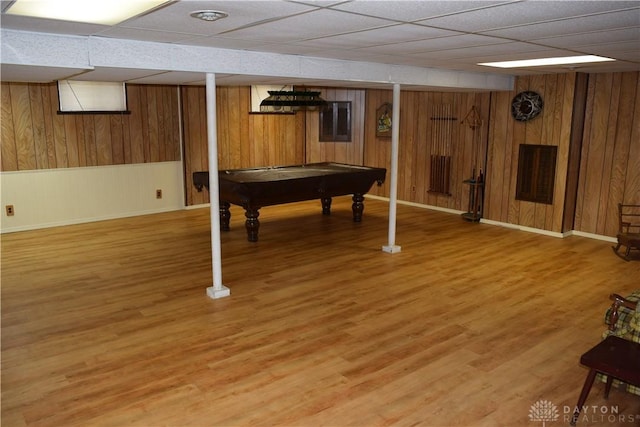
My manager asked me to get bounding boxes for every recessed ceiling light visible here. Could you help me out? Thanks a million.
[5,0,170,25]
[478,55,615,68]
[190,10,228,22]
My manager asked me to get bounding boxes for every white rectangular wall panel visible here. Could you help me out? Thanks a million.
[1,162,184,233]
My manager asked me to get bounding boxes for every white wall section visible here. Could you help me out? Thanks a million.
[0,162,184,233]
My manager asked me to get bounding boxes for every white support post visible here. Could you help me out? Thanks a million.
[205,73,230,299]
[383,83,402,254]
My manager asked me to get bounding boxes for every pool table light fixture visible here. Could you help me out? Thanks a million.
[260,91,327,113]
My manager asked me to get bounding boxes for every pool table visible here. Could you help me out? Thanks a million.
[193,162,386,242]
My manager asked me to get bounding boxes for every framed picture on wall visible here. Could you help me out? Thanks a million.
[376,102,392,137]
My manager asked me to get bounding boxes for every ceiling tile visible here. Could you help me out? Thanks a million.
[119,1,320,35]
[329,1,512,22]
[481,10,640,40]
[293,24,461,50]
[218,9,397,42]
[418,1,640,32]
[532,27,640,49]
[0,64,87,82]
[357,34,508,56]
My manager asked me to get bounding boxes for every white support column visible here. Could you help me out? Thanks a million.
[383,83,402,254]
[205,73,230,299]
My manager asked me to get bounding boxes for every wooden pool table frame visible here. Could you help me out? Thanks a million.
[193,162,386,242]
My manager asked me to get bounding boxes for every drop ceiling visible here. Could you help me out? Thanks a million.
[1,0,639,89]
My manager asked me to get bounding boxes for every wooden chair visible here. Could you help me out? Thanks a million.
[612,203,640,261]
[570,292,640,425]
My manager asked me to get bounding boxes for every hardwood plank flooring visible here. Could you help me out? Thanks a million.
[2,197,639,426]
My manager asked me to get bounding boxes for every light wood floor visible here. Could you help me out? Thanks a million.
[2,197,639,427]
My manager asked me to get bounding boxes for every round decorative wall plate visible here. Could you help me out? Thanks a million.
[511,91,543,122]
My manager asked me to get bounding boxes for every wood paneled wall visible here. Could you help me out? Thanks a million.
[182,86,305,206]
[1,82,180,171]
[304,88,366,165]
[484,74,577,232]
[363,89,491,212]
[483,72,640,237]
[574,71,640,236]
[4,74,638,238]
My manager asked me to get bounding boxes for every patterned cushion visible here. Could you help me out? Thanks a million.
[599,289,640,395]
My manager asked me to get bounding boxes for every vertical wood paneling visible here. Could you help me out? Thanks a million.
[59,116,74,168]
[141,88,152,163]
[10,83,37,170]
[95,116,112,165]
[485,92,507,222]
[83,115,97,166]
[110,115,125,165]
[397,90,413,202]
[581,74,612,231]
[40,85,58,168]
[507,77,527,226]
[198,85,208,174]
[146,86,159,163]
[267,111,278,165]
[0,82,180,172]
[304,87,365,166]
[483,72,639,237]
[74,116,86,167]
[181,86,206,206]
[413,93,428,205]
[230,87,246,167]
[238,87,252,166]
[48,84,69,168]
[485,74,577,233]
[624,76,640,205]
[596,74,622,235]
[129,86,150,164]
[1,82,19,171]
[539,74,558,230]
[362,89,490,212]
[602,73,636,236]
[28,85,49,169]
[500,91,516,224]
[156,87,167,162]
[574,72,640,236]
[216,86,230,168]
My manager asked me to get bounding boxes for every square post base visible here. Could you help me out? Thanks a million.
[382,245,402,254]
[206,285,230,299]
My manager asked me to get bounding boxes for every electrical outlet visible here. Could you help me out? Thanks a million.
[156,189,162,199]
[6,205,14,216]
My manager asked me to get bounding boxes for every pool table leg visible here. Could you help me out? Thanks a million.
[219,201,231,231]
[321,197,332,215]
[244,208,260,242]
[352,193,364,222]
